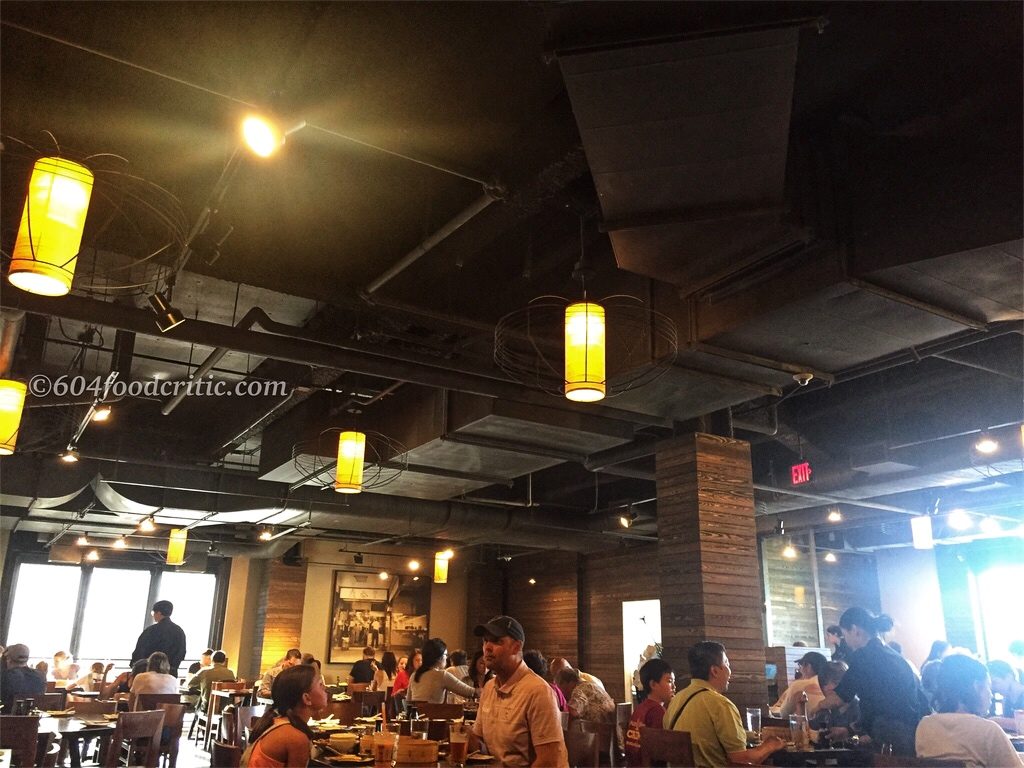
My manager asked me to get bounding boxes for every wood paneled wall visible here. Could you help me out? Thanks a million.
[506,552,581,663]
[581,547,659,703]
[463,559,504,653]
[656,433,766,713]
[258,559,308,674]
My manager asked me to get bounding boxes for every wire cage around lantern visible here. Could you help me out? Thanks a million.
[494,295,678,400]
[291,428,409,494]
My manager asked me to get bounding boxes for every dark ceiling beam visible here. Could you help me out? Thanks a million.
[932,351,1023,382]
[601,202,785,233]
[845,277,989,330]
[753,483,920,515]
[688,341,835,385]
[1,290,671,430]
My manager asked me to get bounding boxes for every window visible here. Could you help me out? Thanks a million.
[77,568,153,661]
[157,571,217,660]
[5,563,81,662]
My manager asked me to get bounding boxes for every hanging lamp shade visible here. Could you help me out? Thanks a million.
[334,431,366,493]
[8,157,94,297]
[0,379,28,455]
[564,301,606,402]
[166,528,187,565]
[433,549,454,584]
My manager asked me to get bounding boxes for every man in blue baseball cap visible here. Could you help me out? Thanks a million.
[470,615,567,768]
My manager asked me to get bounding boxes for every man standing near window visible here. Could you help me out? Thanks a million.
[131,600,187,676]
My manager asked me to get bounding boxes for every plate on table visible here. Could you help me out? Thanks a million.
[102,713,120,721]
[466,753,495,763]
[324,755,373,765]
[45,709,75,717]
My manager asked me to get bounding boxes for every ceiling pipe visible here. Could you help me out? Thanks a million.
[0,309,26,377]
[752,483,919,516]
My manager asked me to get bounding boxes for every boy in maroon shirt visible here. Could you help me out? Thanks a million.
[624,658,676,766]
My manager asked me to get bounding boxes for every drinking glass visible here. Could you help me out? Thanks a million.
[745,707,761,738]
[410,717,430,740]
[449,721,470,768]
[373,725,399,766]
[788,714,808,749]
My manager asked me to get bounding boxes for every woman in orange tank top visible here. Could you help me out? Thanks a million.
[245,664,328,767]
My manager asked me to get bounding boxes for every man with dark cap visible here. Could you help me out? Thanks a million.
[471,615,567,768]
[1,644,45,712]
[131,599,187,675]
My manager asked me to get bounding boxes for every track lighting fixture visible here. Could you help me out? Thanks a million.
[149,291,185,333]
[259,528,273,541]
[60,445,80,463]
[84,549,100,562]
[353,552,364,565]
[76,533,90,546]
[113,535,127,549]
[138,516,157,533]
[92,404,112,422]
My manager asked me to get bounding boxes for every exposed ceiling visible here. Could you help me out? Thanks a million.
[1,2,1021,561]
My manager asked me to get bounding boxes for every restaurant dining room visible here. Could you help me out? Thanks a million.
[0,2,1022,767]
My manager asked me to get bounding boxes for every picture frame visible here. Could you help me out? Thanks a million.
[328,570,430,664]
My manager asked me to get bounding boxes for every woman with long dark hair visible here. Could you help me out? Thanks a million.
[915,655,1020,766]
[469,650,493,689]
[373,651,398,692]
[245,664,327,767]
[407,638,477,704]
[820,607,930,757]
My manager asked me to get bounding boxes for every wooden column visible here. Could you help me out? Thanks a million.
[257,558,308,674]
[656,432,766,712]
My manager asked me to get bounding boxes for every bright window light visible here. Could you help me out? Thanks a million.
[979,517,1001,535]
[6,564,81,656]
[78,568,152,659]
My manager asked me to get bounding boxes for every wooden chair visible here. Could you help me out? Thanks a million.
[156,703,186,768]
[318,699,359,725]
[565,719,603,768]
[132,693,182,711]
[348,682,369,693]
[211,741,242,768]
[352,689,386,715]
[197,680,246,749]
[98,709,164,768]
[37,690,69,710]
[872,757,967,768]
[221,704,266,747]
[69,699,119,717]
[46,681,60,692]
[416,702,463,720]
[638,727,695,768]
[0,715,40,767]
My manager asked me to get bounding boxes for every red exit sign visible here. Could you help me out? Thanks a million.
[791,461,813,485]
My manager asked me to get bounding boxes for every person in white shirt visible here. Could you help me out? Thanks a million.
[916,654,1023,767]
[373,651,399,692]
[776,652,827,717]
[129,652,180,698]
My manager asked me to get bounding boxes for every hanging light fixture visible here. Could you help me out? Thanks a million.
[564,301,606,402]
[138,516,157,532]
[166,528,187,565]
[433,548,454,584]
[0,379,28,455]
[827,508,843,523]
[974,435,999,454]
[148,291,185,333]
[8,157,95,297]
[334,431,366,493]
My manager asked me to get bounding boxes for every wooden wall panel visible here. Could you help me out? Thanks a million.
[581,546,659,703]
[258,559,308,674]
[506,552,580,663]
[464,558,504,654]
[656,433,766,713]
[763,536,820,646]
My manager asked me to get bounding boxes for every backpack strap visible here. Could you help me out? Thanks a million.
[667,688,711,731]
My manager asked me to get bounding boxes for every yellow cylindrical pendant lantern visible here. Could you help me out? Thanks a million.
[0,379,28,455]
[433,549,453,584]
[564,301,606,402]
[8,157,95,297]
[166,528,187,565]
[335,431,366,493]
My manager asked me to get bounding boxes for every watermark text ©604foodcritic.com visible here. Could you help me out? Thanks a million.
[27,374,290,399]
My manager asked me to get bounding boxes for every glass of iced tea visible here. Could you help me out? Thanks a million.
[448,721,470,767]
[373,725,398,766]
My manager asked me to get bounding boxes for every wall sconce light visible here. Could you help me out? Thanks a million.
[334,431,366,493]
[8,157,94,297]
[166,528,187,565]
[564,301,606,402]
[0,379,27,455]
[149,292,185,333]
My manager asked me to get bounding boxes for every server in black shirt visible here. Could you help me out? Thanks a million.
[131,600,188,675]
[821,607,929,757]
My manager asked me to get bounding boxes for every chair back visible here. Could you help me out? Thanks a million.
[133,692,182,711]
[353,689,386,713]
[348,682,369,693]
[208,681,246,716]
[45,681,59,692]
[639,727,695,768]
[103,709,165,768]
[234,705,266,747]
[37,691,68,710]
[211,741,242,768]
[417,702,463,720]
[565,719,603,768]
[70,699,118,717]
[872,757,967,768]
[318,699,359,725]
[0,715,40,768]
[157,703,187,768]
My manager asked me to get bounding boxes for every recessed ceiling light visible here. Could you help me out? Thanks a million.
[948,509,973,531]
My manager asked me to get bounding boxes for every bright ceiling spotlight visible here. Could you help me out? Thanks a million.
[782,543,798,559]
[974,435,999,454]
[948,508,973,531]
[92,404,112,422]
[60,446,80,463]
[258,528,273,541]
[8,157,94,297]
[979,517,1001,535]
[412,575,420,581]
[138,516,157,533]
[113,536,127,550]
[149,291,185,333]
[824,552,838,563]
[408,559,420,572]
[84,549,100,562]
[618,509,638,528]
[529,578,537,585]
[0,379,28,455]
[241,114,284,158]
[378,571,389,581]
[76,533,90,546]
[827,509,843,523]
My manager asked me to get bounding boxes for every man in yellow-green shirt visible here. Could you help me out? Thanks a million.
[664,641,785,768]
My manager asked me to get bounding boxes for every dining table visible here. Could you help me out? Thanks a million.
[38,714,116,768]
[768,746,873,767]
[211,687,256,706]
